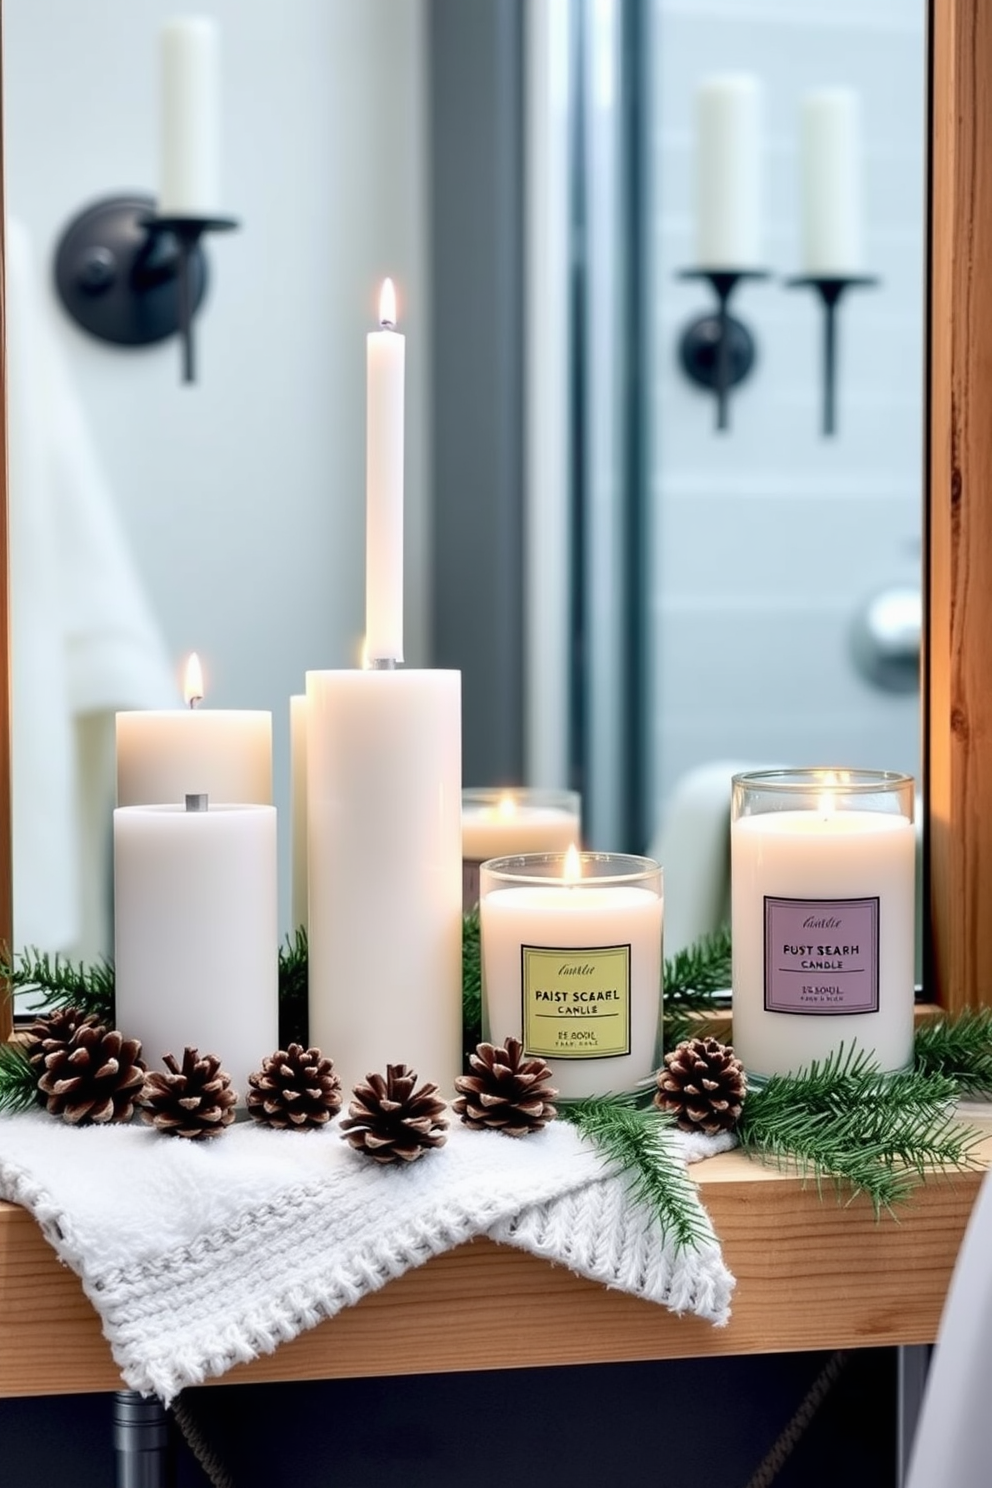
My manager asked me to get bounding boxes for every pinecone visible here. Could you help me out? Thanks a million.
[36,1022,146,1125]
[655,1036,747,1135]
[246,1044,342,1130]
[24,1007,102,1071]
[138,1049,238,1139]
[453,1037,558,1137]
[340,1064,449,1164]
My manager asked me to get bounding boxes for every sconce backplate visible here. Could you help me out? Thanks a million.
[679,312,755,392]
[54,194,208,347]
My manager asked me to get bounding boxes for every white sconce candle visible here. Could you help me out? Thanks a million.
[731,769,915,1079]
[480,850,664,1099]
[290,693,308,932]
[461,787,581,912]
[306,667,462,1095]
[114,799,278,1098]
[159,16,221,217]
[366,278,405,664]
[116,653,272,807]
[800,88,862,276]
[695,74,762,269]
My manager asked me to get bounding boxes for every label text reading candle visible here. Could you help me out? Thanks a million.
[763,897,880,1015]
[521,944,632,1059]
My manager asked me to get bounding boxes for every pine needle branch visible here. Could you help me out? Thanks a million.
[277,926,309,1047]
[560,1098,711,1252]
[738,1045,984,1215]
[462,908,482,1065]
[2,947,115,1023]
[914,1007,992,1094]
[663,925,732,1050]
[0,1041,38,1114]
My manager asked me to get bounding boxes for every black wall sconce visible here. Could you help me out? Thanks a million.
[677,268,769,431]
[54,193,238,384]
[784,274,879,435]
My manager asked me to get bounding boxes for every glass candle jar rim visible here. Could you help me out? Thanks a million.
[462,786,581,808]
[732,767,914,796]
[481,850,660,889]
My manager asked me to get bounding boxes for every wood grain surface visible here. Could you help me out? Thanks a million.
[0,1134,987,1398]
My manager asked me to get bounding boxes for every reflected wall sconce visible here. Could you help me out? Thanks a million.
[677,268,769,431]
[784,274,879,436]
[54,194,238,383]
[53,17,235,385]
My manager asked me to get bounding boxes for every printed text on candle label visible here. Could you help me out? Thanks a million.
[521,944,631,1059]
[763,897,879,1015]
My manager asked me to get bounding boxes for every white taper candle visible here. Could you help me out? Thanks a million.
[365,279,405,664]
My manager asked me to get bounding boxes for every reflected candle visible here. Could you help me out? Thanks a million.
[480,850,664,1098]
[461,788,580,911]
[731,769,915,1079]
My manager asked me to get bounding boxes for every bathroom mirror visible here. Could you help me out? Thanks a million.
[1,0,991,1046]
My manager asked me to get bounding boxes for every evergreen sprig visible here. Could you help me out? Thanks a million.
[2,948,115,1023]
[0,1041,38,1114]
[662,925,732,1050]
[914,1007,992,1094]
[559,1098,711,1252]
[278,927,309,1048]
[462,908,482,1064]
[738,1045,983,1214]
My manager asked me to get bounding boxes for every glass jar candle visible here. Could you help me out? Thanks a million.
[480,850,663,1098]
[731,768,915,1079]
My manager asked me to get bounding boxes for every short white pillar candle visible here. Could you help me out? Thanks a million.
[461,787,580,911]
[114,799,278,1099]
[731,769,915,1079]
[800,88,863,277]
[695,73,762,269]
[480,850,664,1098]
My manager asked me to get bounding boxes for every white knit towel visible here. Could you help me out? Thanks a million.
[0,1111,735,1402]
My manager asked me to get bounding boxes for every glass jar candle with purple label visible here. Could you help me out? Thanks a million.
[731,768,915,1080]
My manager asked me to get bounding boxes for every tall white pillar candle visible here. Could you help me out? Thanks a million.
[480,851,664,1098]
[731,770,915,1079]
[159,17,221,217]
[366,279,405,663]
[801,88,862,276]
[695,74,762,269]
[306,668,462,1094]
[290,694,308,932]
[461,787,581,911]
[114,802,278,1098]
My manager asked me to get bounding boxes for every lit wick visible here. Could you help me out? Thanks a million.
[186,793,208,812]
[379,275,397,330]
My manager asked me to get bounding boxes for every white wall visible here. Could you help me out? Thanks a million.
[649,0,924,825]
[4,0,430,939]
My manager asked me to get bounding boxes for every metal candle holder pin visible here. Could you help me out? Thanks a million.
[785,274,880,436]
[54,194,239,384]
[677,268,770,431]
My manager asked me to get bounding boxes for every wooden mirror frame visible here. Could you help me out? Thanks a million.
[0,0,985,1044]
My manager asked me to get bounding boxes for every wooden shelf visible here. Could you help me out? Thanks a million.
[1,1127,988,1398]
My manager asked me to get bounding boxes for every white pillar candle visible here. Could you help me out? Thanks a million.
[114,801,278,1098]
[116,655,272,806]
[461,787,581,911]
[480,851,664,1098]
[800,88,862,276]
[695,74,762,270]
[159,17,221,217]
[306,668,462,1094]
[366,279,405,664]
[290,694,308,932]
[731,770,915,1079]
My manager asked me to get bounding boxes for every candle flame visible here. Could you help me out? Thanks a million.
[379,277,397,329]
[183,652,204,708]
[497,793,517,822]
[358,636,370,670]
[563,843,582,883]
[817,769,838,818]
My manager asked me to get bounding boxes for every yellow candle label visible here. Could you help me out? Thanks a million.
[521,944,631,1059]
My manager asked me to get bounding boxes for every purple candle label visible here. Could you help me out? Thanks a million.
[763,897,880,1015]
[521,943,631,1059]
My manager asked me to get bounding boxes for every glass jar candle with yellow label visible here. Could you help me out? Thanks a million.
[480,850,664,1098]
[731,768,915,1080]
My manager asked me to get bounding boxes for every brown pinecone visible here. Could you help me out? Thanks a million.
[37,1022,146,1125]
[24,1007,102,1072]
[655,1036,747,1135]
[453,1037,558,1137]
[340,1064,448,1164]
[139,1048,238,1139]
[246,1044,342,1130]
